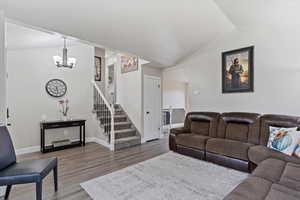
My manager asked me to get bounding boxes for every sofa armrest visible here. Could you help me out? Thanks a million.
[170,127,190,136]
[248,145,300,165]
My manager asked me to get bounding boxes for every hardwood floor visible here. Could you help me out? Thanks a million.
[7,139,169,200]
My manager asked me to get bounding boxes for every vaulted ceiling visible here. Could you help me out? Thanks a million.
[6,23,80,50]
[1,0,299,67]
[215,0,300,31]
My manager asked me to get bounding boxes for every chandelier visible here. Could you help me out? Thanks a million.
[53,38,76,68]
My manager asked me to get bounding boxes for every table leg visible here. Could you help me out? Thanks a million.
[40,128,43,152]
[41,128,45,153]
[79,125,82,146]
[83,124,86,146]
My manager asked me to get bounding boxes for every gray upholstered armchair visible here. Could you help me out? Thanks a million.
[0,126,58,200]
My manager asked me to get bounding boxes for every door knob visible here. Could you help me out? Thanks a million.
[146,111,150,114]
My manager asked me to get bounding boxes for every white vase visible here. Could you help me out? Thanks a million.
[62,115,68,121]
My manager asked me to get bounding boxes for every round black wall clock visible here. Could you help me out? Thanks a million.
[45,79,67,97]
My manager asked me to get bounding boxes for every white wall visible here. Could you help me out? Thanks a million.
[163,67,187,110]
[143,65,162,78]
[0,11,6,125]
[105,55,117,104]
[171,28,300,115]
[116,55,143,133]
[163,81,186,109]
[95,47,106,92]
[0,10,6,196]
[7,43,98,149]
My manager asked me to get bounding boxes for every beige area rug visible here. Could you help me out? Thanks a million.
[81,152,247,200]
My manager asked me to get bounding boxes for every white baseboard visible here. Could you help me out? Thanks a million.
[141,136,166,144]
[86,137,110,148]
[15,145,40,155]
[15,137,110,155]
[86,137,95,143]
[141,137,146,144]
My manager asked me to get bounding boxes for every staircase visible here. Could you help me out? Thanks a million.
[95,104,141,150]
[92,81,141,151]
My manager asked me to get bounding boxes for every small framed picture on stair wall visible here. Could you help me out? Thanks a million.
[95,56,101,81]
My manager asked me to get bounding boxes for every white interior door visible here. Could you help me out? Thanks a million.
[144,75,161,141]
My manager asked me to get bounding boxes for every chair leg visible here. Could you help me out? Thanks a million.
[53,166,58,192]
[36,181,42,200]
[4,185,12,200]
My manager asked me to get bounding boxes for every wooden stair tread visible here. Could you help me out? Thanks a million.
[115,136,140,143]
[115,128,136,133]
[99,114,126,119]
[103,121,131,126]
[94,102,141,150]
[94,109,123,112]
[114,114,126,117]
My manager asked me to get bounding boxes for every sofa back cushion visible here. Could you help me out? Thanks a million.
[225,123,249,142]
[217,112,261,144]
[191,120,210,136]
[185,112,220,137]
[260,114,300,146]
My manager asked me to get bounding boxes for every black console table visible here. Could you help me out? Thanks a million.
[40,119,86,153]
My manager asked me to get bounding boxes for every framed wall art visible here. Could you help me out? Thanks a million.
[121,56,138,74]
[95,56,101,81]
[222,46,254,93]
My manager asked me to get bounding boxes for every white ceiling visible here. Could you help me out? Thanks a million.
[2,0,299,67]
[1,0,234,67]
[215,0,300,31]
[6,23,79,50]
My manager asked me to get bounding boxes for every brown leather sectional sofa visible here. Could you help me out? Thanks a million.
[169,112,300,200]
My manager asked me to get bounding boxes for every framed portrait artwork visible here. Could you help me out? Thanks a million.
[222,46,254,93]
[94,56,101,81]
[121,56,138,74]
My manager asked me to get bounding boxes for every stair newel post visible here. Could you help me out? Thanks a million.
[110,105,115,151]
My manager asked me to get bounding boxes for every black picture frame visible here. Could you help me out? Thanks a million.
[94,56,101,81]
[222,46,254,93]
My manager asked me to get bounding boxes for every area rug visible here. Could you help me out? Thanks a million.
[81,152,248,200]
[0,186,5,198]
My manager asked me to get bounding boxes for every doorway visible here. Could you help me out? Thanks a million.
[106,64,116,104]
[143,75,161,141]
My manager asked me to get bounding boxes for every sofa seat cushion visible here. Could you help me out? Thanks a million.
[252,158,286,183]
[248,145,300,165]
[265,184,300,200]
[278,162,300,192]
[176,134,210,150]
[224,176,272,200]
[206,138,254,161]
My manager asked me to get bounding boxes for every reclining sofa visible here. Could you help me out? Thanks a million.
[169,112,300,200]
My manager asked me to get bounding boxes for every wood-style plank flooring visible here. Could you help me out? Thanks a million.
[7,139,169,200]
